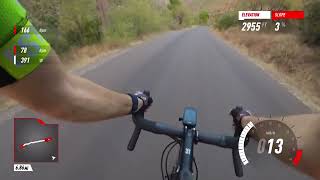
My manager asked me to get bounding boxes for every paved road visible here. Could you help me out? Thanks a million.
[0,27,312,180]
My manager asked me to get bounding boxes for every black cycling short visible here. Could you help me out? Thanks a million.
[0,67,16,87]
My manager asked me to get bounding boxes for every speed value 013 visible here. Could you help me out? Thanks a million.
[238,120,302,166]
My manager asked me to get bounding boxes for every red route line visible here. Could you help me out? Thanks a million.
[19,137,53,150]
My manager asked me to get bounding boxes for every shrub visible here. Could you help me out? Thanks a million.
[167,0,181,10]
[167,0,192,27]
[106,0,170,40]
[215,12,238,30]
[238,0,292,10]
[20,0,61,51]
[59,0,102,48]
[302,0,320,45]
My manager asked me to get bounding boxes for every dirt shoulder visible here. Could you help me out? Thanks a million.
[214,27,320,112]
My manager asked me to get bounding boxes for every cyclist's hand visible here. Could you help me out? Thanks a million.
[229,106,252,129]
[128,91,153,114]
[230,106,251,147]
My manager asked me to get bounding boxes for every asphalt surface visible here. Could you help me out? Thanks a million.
[0,27,312,180]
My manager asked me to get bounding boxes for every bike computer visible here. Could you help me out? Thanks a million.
[182,107,197,128]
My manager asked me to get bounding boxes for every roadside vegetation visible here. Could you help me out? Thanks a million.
[0,0,211,110]
[18,0,213,64]
[211,0,320,110]
[20,0,187,56]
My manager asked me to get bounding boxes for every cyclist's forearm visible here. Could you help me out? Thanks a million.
[242,114,320,179]
[61,74,132,122]
[0,51,133,122]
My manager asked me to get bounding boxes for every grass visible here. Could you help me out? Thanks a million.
[208,0,320,111]
[217,27,320,111]
[0,0,200,111]
[61,39,132,70]
[61,29,166,70]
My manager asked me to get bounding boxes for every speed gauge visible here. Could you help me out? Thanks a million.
[238,120,302,166]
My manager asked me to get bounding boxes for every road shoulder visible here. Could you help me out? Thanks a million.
[211,28,320,112]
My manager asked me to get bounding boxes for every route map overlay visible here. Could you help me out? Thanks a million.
[14,118,58,162]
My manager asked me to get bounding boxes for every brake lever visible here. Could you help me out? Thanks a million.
[232,125,244,177]
[233,128,244,177]
[232,147,243,177]
[127,112,144,151]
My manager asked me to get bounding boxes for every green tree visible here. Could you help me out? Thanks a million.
[199,11,209,24]
[167,0,181,10]
[167,0,191,26]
